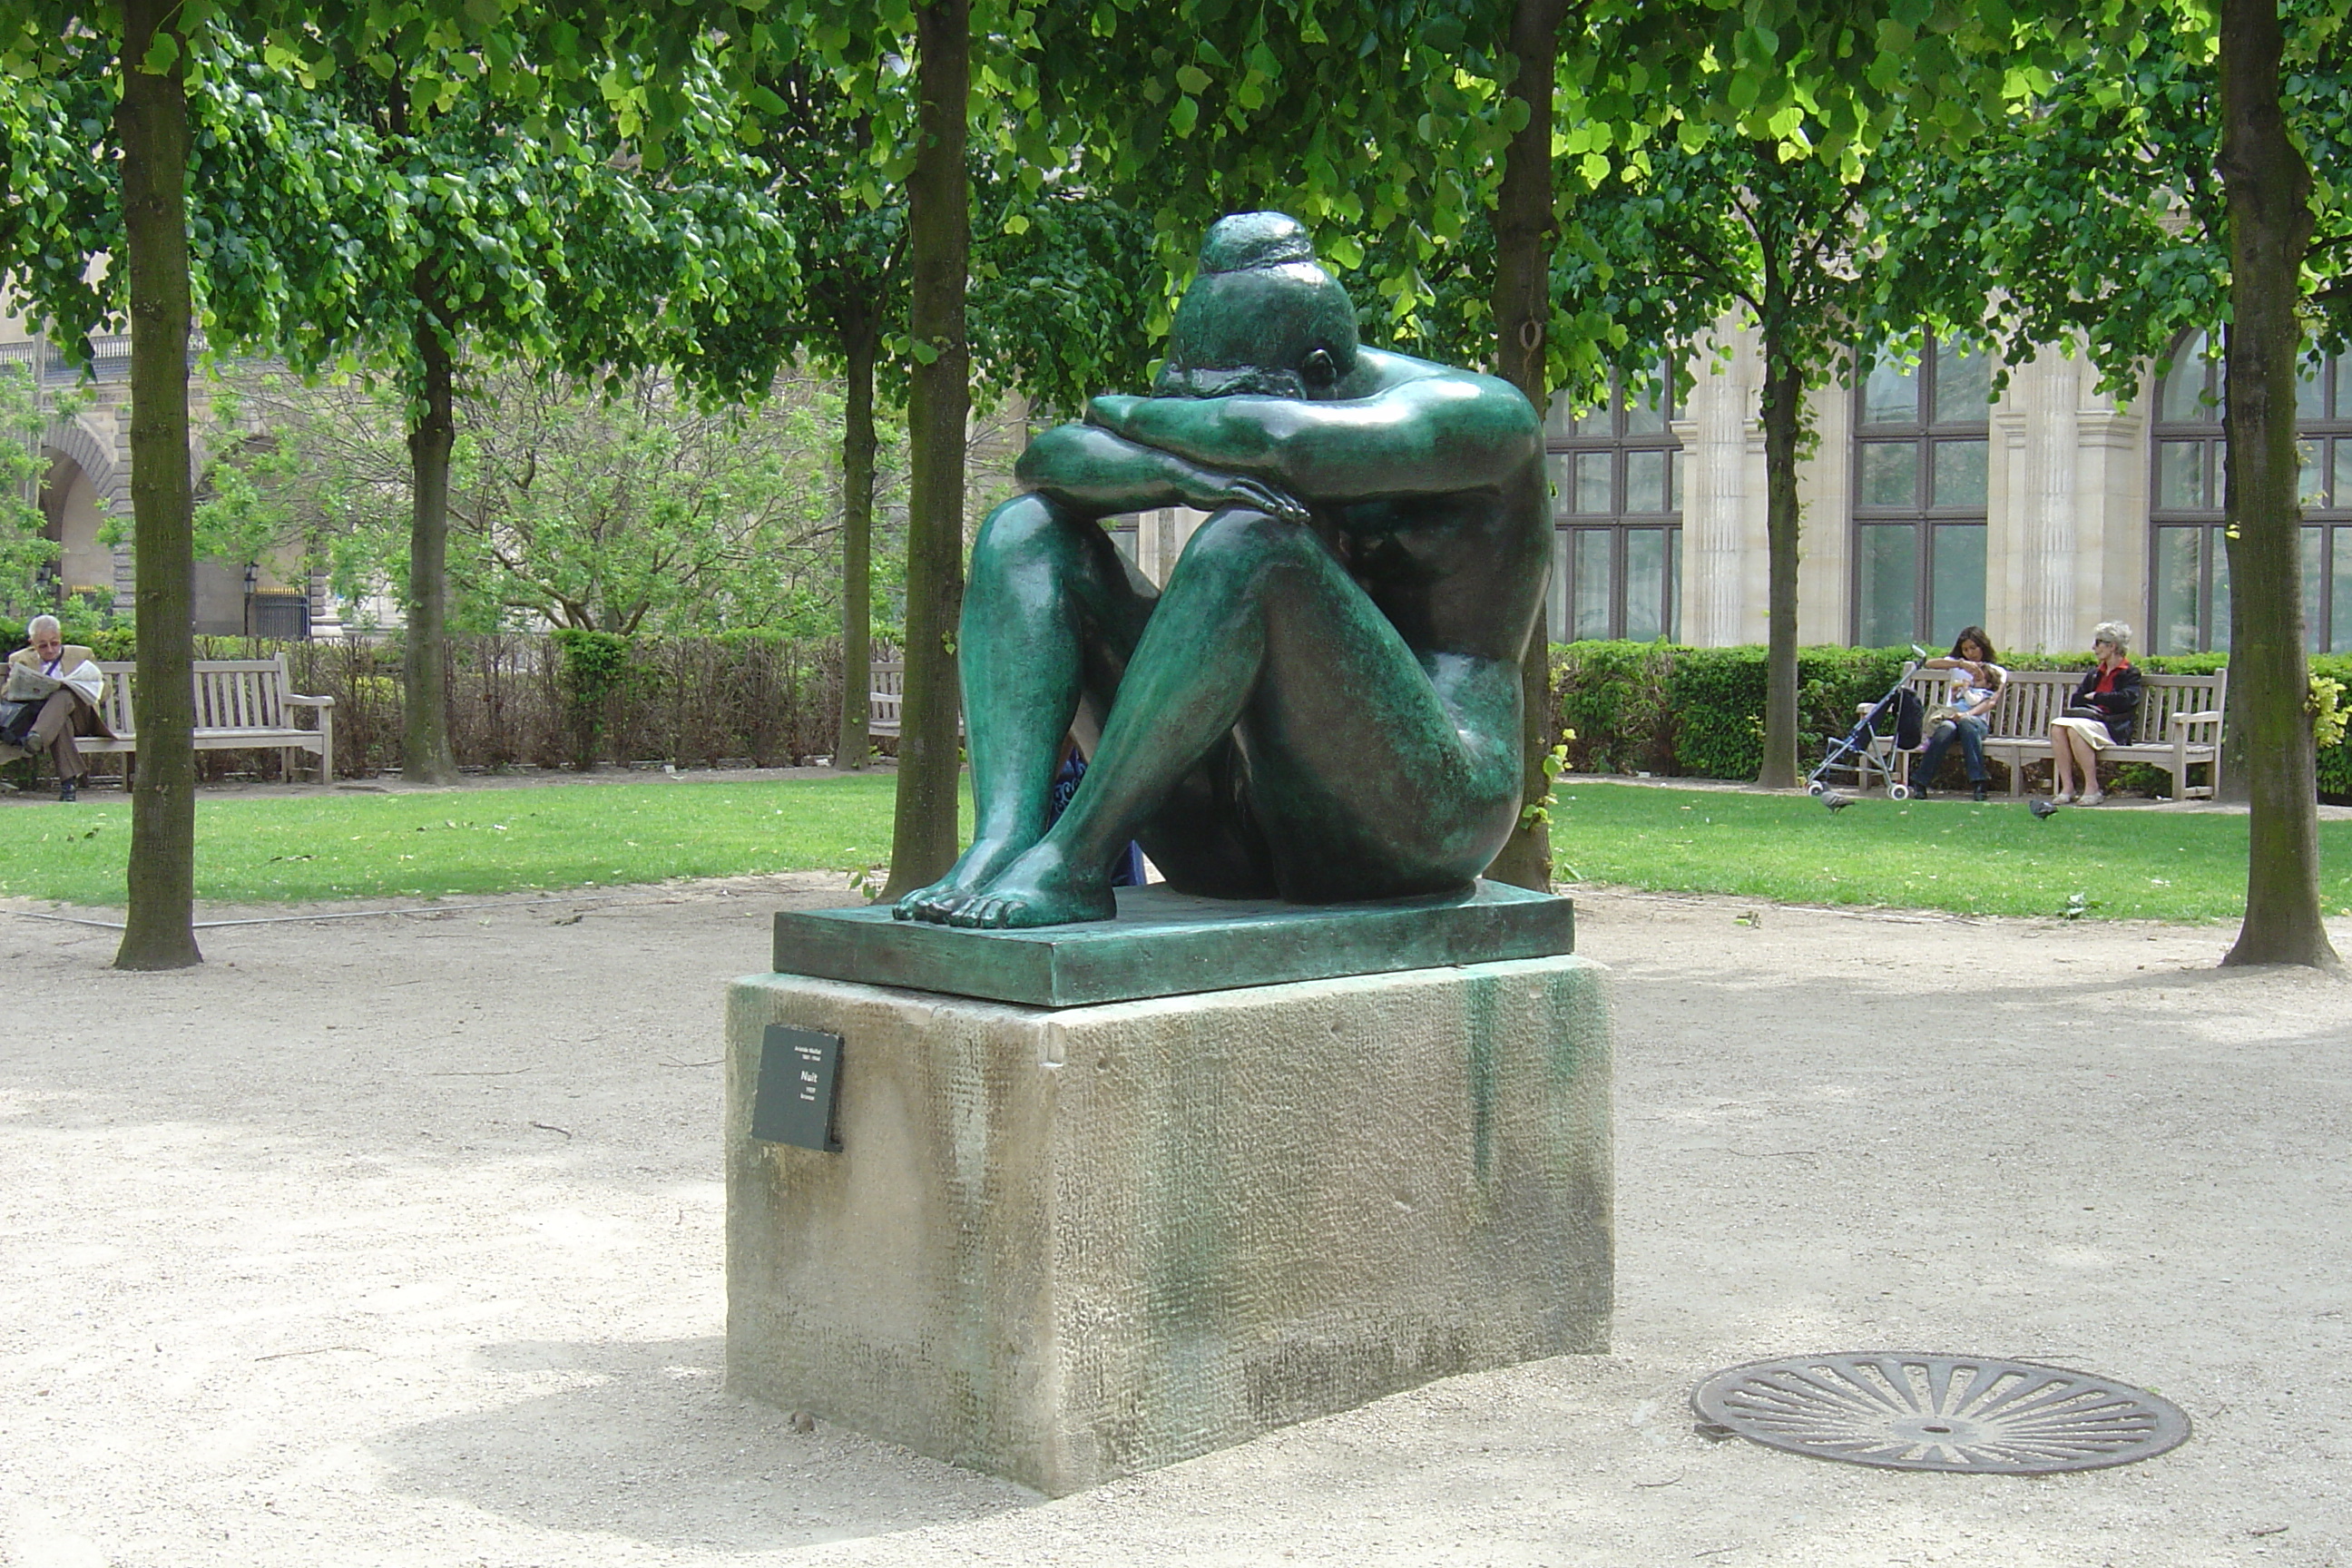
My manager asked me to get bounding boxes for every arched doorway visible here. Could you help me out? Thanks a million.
[35,421,122,614]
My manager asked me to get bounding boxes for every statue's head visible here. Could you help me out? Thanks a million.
[1155,212,1360,399]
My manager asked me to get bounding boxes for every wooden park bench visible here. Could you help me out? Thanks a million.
[862,659,962,742]
[1873,666,2227,800]
[867,659,906,739]
[78,654,335,783]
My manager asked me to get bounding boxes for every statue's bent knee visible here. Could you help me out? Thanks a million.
[972,494,1067,564]
[1170,506,1317,583]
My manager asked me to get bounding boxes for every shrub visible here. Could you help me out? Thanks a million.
[1619,642,1909,780]
[1551,641,1675,774]
[1658,646,1763,779]
[2317,653,2352,802]
[552,628,632,770]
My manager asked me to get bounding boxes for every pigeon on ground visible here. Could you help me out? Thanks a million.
[2029,798,2060,820]
[1820,790,1853,813]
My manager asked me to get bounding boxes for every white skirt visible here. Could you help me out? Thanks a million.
[2050,715,2114,750]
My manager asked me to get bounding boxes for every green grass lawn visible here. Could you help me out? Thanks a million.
[2,770,2343,922]
[0,772,963,906]
[1547,779,2352,921]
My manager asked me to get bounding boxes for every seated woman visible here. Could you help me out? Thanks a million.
[1911,624,2004,800]
[2048,620,2141,806]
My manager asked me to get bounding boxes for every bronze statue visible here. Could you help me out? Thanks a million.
[896,211,1548,928]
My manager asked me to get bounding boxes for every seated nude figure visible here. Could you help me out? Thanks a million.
[896,211,1547,928]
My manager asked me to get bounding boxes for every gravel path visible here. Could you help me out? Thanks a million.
[3,877,2347,1567]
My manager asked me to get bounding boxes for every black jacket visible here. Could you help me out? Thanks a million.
[2073,662,2142,744]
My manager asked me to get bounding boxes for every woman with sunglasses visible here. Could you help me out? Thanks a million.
[2047,621,2141,806]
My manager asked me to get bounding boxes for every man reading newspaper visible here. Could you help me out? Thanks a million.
[2,614,112,801]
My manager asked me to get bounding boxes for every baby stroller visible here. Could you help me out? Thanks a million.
[1807,646,1930,800]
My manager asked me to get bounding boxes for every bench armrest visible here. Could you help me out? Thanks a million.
[2169,709,2221,740]
[284,692,336,708]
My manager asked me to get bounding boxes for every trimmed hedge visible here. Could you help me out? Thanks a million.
[0,627,843,780]
[1552,640,2352,801]
[1553,641,1908,782]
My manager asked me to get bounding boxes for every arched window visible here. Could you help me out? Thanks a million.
[1544,377,1681,642]
[2151,331,2352,652]
[1852,336,1992,647]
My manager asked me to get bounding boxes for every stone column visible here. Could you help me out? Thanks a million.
[306,568,342,640]
[1989,348,2081,654]
[1797,369,1854,645]
[1987,344,2146,654]
[1132,505,1209,588]
[2076,375,2148,652]
[1680,325,1763,647]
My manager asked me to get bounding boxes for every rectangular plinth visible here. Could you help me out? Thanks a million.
[772,879,1574,1006]
[725,955,1612,1495]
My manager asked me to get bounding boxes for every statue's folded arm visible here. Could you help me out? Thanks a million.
[1089,368,1540,504]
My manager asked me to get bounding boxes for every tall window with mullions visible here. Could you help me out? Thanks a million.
[2151,329,2352,653]
[1852,337,1993,648]
[1544,377,1682,642]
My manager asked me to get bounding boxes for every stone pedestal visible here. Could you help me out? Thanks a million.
[725,946,1612,1495]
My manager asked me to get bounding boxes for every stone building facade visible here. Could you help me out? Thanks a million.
[18,296,2350,659]
[2,313,324,635]
[1126,322,2352,661]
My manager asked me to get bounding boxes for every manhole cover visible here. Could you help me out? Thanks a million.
[1690,1352,2191,1474]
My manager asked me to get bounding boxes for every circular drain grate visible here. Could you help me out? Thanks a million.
[1690,1352,2191,1474]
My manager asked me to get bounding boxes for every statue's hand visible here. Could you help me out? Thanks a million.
[1186,470,1310,525]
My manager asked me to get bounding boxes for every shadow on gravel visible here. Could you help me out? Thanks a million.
[368,1335,1033,1550]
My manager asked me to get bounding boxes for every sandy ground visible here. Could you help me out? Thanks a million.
[4,874,2351,1568]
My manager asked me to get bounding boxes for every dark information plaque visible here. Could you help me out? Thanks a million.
[751,1024,843,1152]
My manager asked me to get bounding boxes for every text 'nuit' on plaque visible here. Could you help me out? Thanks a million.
[752,1024,843,1152]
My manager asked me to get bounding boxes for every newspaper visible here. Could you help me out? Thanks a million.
[3,663,64,703]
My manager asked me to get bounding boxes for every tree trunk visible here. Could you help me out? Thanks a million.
[1482,0,1568,893]
[882,0,971,899]
[113,0,201,971]
[2216,0,2338,967]
[2215,380,2249,807]
[402,290,461,786]
[1757,315,1803,791]
[836,303,878,771]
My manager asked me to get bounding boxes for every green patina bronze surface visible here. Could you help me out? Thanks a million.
[783,880,1573,1007]
[895,211,1549,930]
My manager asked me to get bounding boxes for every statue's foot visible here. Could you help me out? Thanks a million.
[946,843,1117,929]
[894,837,1030,923]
